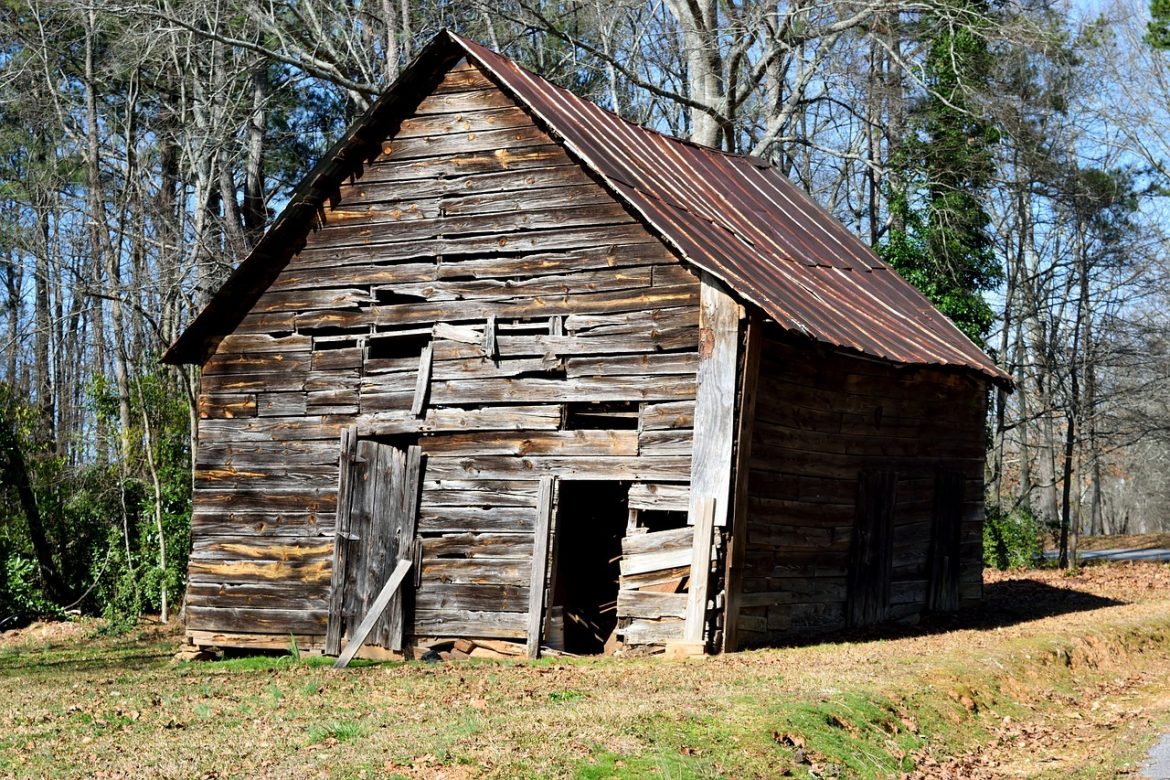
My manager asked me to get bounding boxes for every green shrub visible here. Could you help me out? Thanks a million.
[0,549,62,624]
[984,505,1042,570]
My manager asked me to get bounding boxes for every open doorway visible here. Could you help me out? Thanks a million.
[550,481,628,654]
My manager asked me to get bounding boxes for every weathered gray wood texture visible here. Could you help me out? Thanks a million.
[729,327,987,648]
[185,61,702,651]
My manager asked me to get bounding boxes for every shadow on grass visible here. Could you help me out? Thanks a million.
[0,636,174,676]
[770,578,1125,649]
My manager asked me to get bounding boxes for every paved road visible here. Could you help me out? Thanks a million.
[1043,548,1170,563]
[1145,732,1170,779]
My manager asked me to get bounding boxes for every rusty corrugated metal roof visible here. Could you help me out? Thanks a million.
[165,30,1007,385]
[447,33,1008,384]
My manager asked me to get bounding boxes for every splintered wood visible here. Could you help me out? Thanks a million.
[186,60,708,656]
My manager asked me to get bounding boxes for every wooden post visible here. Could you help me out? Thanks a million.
[683,496,716,644]
[411,344,433,417]
[681,274,739,652]
[325,427,357,656]
[482,314,498,362]
[687,274,739,529]
[722,313,761,652]
[389,445,423,651]
[334,557,413,668]
[526,476,555,658]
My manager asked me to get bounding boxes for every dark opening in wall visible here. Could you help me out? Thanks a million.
[299,325,366,338]
[368,330,432,361]
[374,288,428,306]
[498,317,553,334]
[551,480,628,654]
[314,338,360,351]
[564,401,639,430]
[637,509,688,533]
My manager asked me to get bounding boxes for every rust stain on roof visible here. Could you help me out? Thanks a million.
[446,33,1006,384]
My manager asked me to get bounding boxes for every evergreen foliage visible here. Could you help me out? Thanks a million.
[1149,0,1170,50]
[879,0,1001,343]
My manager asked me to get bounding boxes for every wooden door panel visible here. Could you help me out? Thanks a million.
[846,470,897,627]
[326,433,421,655]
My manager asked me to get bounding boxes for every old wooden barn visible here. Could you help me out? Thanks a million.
[163,31,1009,660]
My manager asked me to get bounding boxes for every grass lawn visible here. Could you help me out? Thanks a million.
[3,563,1170,779]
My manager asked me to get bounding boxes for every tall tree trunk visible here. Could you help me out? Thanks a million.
[242,63,268,246]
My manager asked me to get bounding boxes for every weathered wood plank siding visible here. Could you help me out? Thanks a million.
[732,329,986,647]
[186,61,701,650]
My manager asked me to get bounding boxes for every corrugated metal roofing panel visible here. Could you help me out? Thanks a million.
[447,33,1007,383]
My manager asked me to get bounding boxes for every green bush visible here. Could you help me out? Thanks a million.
[0,370,191,630]
[983,505,1043,570]
[0,547,61,625]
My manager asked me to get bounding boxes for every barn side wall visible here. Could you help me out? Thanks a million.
[732,329,987,648]
[185,60,703,652]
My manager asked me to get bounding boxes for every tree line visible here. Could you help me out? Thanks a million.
[1,0,1168,623]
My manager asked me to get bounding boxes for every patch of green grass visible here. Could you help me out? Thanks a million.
[770,692,922,778]
[547,689,585,703]
[575,749,699,780]
[307,719,365,745]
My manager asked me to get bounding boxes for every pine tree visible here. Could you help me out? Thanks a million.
[880,1,1001,343]
[1148,0,1170,49]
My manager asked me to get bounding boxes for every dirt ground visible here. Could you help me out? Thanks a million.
[1053,533,1170,552]
[2,563,1170,779]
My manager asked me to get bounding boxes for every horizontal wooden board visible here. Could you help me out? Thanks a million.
[627,483,690,512]
[417,505,536,533]
[638,429,693,456]
[619,565,689,591]
[425,455,691,482]
[344,166,605,217]
[413,582,529,612]
[422,430,638,457]
[418,558,530,586]
[620,547,693,577]
[187,557,331,584]
[564,352,697,378]
[617,590,689,620]
[620,617,684,644]
[198,394,257,420]
[186,581,330,611]
[191,511,335,538]
[395,105,543,139]
[411,609,527,640]
[422,532,534,559]
[367,283,699,330]
[186,605,327,635]
[379,265,654,302]
[193,488,337,513]
[190,535,334,562]
[621,526,695,557]
[198,416,350,443]
[427,375,696,405]
[640,401,696,430]
[215,333,313,354]
[358,405,562,436]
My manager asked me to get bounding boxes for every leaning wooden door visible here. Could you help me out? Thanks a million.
[325,432,422,655]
